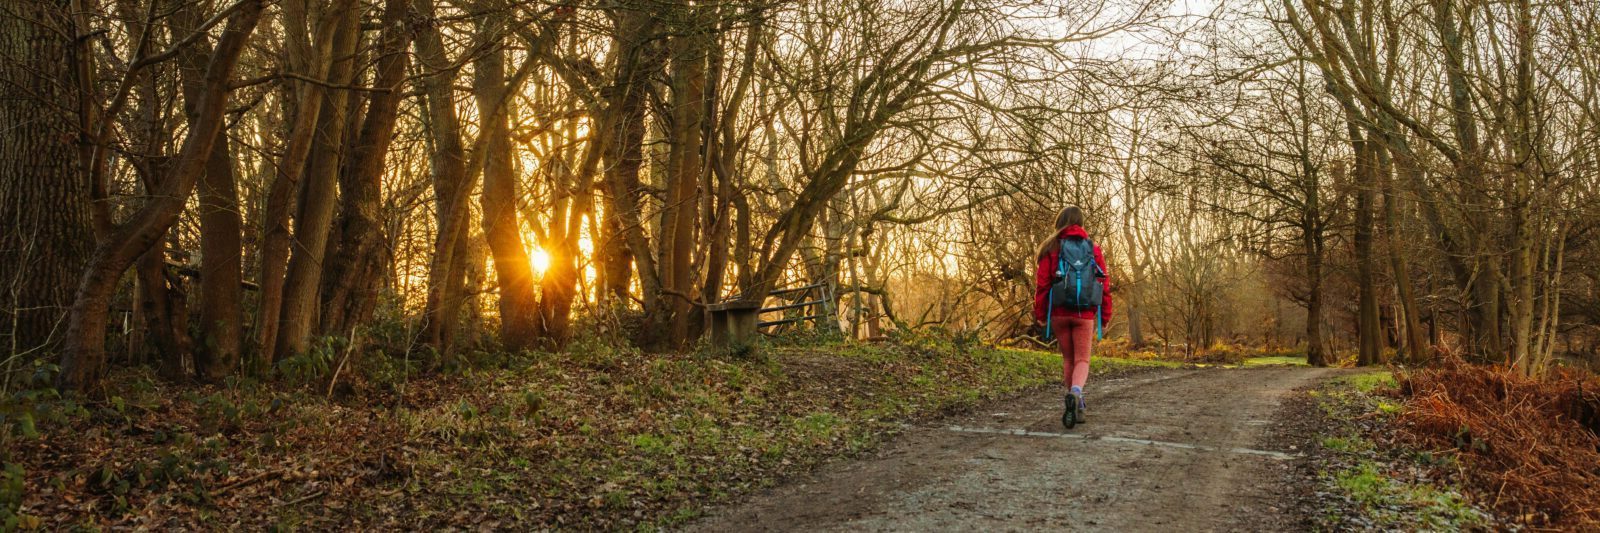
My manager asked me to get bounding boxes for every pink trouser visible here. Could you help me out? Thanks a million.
[1052,315,1094,388]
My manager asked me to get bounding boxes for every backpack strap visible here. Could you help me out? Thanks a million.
[1044,284,1054,340]
[1080,237,1106,278]
[1057,239,1068,277]
[1045,238,1069,340]
[1096,305,1103,340]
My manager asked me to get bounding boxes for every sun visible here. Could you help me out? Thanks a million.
[529,247,552,275]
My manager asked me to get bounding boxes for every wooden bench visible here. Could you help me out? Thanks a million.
[707,300,762,350]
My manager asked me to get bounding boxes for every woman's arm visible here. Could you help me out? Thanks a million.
[1032,253,1052,323]
[1094,244,1113,324]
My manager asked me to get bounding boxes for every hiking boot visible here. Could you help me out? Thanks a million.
[1062,393,1080,430]
[1075,395,1087,424]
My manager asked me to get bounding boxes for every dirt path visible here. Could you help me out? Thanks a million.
[693,366,1339,532]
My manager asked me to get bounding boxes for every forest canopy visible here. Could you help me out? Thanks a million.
[2,0,1598,394]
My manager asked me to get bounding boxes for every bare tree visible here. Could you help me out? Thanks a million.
[57,0,265,392]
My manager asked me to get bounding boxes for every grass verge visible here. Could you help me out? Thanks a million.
[3,332,1173,530]
[1305,369,1491,531]
[1241,356,1310,368]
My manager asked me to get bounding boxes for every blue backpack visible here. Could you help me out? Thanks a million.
[1045,237,1105,339]
[1050,238,1103,311]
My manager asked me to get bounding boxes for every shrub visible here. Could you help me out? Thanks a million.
[1394,360,1600,529]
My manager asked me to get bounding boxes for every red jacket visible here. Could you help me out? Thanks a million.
[1032,225,1113,324]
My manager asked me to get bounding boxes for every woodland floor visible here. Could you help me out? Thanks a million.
[4,336,1084,530]
[693,366,1342,532]
[10,341,1510,531]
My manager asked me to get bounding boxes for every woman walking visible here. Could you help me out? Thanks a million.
[1032,206,1112,429]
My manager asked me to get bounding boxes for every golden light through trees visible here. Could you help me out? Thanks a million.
[519,233,595,290]
[5,1,1600,528]
[0,0,1595,393]
[528,243,553,276]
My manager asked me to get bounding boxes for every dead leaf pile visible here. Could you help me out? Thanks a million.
[1394,359,1600,529]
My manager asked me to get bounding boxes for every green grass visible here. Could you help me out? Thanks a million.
[1375,400,1403,415]
[991,347,1187,374]
[1241,356,1309,367]
[1321,435,1374,453]
[1088,354,1184,372]
[1312,366,1489,530]
[1332,370,1397,393]
[1333,461,1485,529]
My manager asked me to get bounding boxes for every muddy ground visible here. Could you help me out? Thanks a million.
[693,366,1341,532]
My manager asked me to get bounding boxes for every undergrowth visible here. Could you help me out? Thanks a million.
[1309,369,1491,531]
[0,331,1095,530]
[1392,359,1600,529]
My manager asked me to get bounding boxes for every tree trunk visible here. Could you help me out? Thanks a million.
[1304,202,1330,367]
[595,12,654,305]
[700,166,735,307]
[1376,142,1429,365]
[276,9,361,359]
[134,241,189,379]
[193,136,243,379]
[1471,266,1504,362]
[594,5,667,345]
[732,190,753,293]
[255,0,353,372]
[699,3,757,316]
[415,0,476,354]
[170,1,244,381]
[461,229,488,345]
[537,196,584,345]
[321,0,413,336]
[474,35,539,352]
[1121,207,1149,348]
[598,205,635,303]
[1432,0,1501,361]
[57,0,264,393]
[1506,0,1541,374]
[0,0,94,380]
[659,3,711,349]
[1351,129,1383,367]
